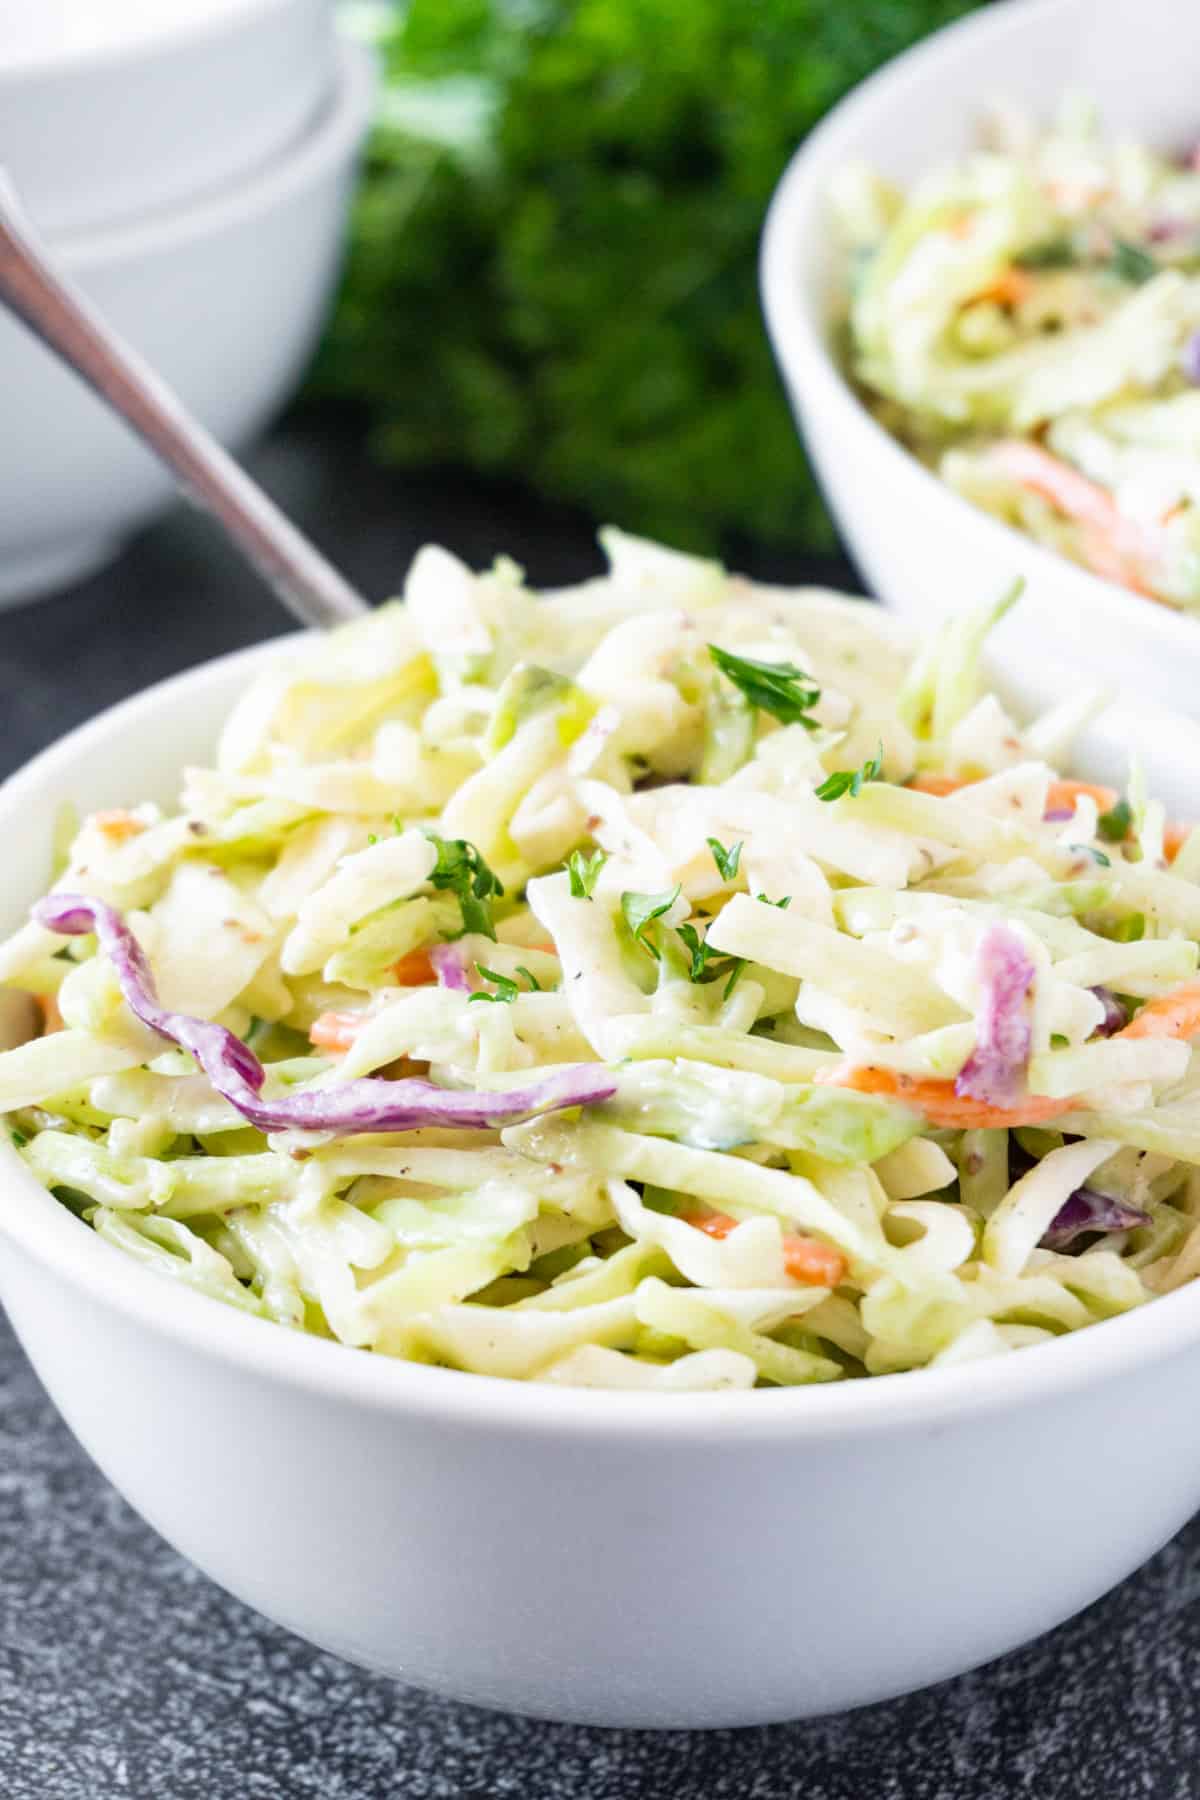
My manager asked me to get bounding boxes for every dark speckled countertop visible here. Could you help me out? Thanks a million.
[2,417,1199,1799]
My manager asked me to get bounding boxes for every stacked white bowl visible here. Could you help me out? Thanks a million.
[0,0,374,605]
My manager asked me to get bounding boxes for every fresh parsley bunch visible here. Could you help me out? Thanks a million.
[312,0,985,553]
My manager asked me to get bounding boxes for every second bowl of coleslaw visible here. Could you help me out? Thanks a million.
[761,0,1200,721]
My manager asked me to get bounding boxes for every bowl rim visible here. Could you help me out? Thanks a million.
[757,0,1200,668]
[3,632,1200,1443]
[0,0,319,82]
[51,33,374,271]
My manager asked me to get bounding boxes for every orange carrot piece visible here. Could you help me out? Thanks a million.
[389,942,557,986]
[968,267,1034,309]
[782,1235,849,1289]
[310,1011,368,1053]
[990,441,1120,533]
[1117,983,1200,1043]
[814,1062,1072,1131]
[1046,778,1120,814]
[910,772,1119,814]
[390,947,437,986]
[684,1213,848,1288]
[909,773,963,797]
[988,440,1160,594]
[93,809,144,844]
[1164,822,1191,863]
[37,993,63,1036]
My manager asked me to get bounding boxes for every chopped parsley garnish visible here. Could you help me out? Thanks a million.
[423,831,504,939]
[1097,797,1133,842]
[676,920,745,998]
[707,645,821,728]
[469,962,544,1002]
[759,893,792,909]
[707,837,742,882]
[566,847,608,900]
[1068,843,1111,868]
[814,742,884,803]
[621,886,681,960]
[1110,239,1157,285]
[676,922,716,982]
[468,965,519,1004]
[9,1129,27,1149]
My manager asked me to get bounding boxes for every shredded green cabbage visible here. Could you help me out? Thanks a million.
[7,528,1200,1388]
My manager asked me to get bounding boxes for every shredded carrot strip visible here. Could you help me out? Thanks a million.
[911,772,1119,814]
[310,1011,368,1053]
[967,266,1034,309]
[1164,823,1191,863]
[912,772,1110,809]
[988,440,1159,594]
[814,1062,1072,1131]
[93,809,144,844]
[1117,983,1200,1043]
[390,947,437,986]
[684,1213,848,1288]
[911,771,1195,858]
[37,993,63,1036]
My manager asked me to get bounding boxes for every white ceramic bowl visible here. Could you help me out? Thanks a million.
[761,0,1200,723]
[0,0,335,237]
[0,35,373,608]
[3,630,1200,1728]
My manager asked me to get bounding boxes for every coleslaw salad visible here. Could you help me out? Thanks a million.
[6,530,1200,1391]
[834,99,1200,611]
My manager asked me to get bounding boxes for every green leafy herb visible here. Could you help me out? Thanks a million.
[515,964,542,991]
[707,837,742,882]
[676,922,715,982]
[1068,844,1111,868]
[9,1129,28,1149]
[1110,239,1157,284]
[566,847,608,900]
[1097,797,1133,842]
[1111,912,1146,943]
[1014,238,1079,270]
[707,645,821,728]
[423,831,504,939]
[758,893,792,909]
[676,920,746,995]
[621,886,681,960]
[814,742,884,802]
[468,964,519,1003]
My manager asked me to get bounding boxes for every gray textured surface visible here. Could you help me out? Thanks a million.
[4,1295,1200,1800]
[1,419,1198,1798]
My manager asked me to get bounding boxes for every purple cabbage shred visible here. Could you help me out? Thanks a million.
[955,923,1036,1108]
[33,894,615,1136]
[429,942,473,992]
[1183,329,1200,386]
[1042,1185,1150,1251]
[1090,985,1127,1036]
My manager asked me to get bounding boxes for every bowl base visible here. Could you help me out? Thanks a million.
[0,532,123,609]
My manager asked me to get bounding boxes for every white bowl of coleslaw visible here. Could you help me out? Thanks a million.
[761,0,1200,721]
[5,539,1200,1724]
